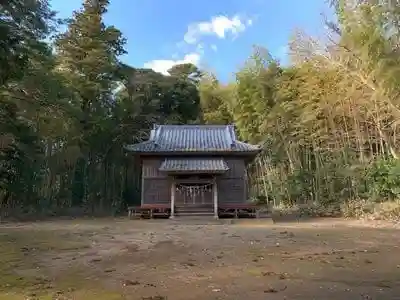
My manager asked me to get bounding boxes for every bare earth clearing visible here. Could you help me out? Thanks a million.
[0,218,399,300]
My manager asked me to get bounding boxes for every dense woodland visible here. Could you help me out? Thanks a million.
[1,0,400,219]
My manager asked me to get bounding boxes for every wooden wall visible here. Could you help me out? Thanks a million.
[141,158,170,204]
[140,156,249,205]
[217,158,248,204]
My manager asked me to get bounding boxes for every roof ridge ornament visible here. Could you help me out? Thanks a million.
[153,124,161,146]
[226,125,236,148]
[149,129,156,141]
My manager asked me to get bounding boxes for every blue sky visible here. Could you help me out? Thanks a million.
[50,0,333,82]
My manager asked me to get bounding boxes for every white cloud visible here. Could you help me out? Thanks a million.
[184,15,252,44]
[196,43,205,54]
[143,14,253,75]
[143,53,201,76]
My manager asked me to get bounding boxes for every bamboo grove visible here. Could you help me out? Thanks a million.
[1,0,400,219]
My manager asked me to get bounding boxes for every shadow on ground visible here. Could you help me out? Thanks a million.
[0,218,399,300]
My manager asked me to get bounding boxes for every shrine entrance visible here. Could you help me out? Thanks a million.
[170,174,218,218]
[175,182,213,205]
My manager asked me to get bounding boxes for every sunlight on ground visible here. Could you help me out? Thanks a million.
[0,229,125,299]
[0,218,398,300]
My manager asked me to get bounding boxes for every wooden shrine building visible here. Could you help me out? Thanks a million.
[125,124,262,219]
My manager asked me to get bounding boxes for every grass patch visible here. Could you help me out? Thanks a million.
[0,231,53,292]
[0,228,124,299]
[0,291,125,300]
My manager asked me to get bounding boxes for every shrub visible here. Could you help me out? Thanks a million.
[363,158,400,201]
[341,198,400,221]
[271,202,341,217]
[368,200,400,221]
[297,203,341,217]
[272,203,299,215]
[340,198,374,218]
[271,198,400,222]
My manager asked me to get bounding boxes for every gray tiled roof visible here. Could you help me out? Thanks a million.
[125,125,261,154]
[159,158,229,173]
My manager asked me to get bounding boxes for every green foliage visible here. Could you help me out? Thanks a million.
[0,0,66,213]
[0,0,56,85]
[199,74,234,125]
[2,0,400,222]
[241,1,400,222]
[0,0,206,217]
[363,158,400,201]
[285,168,314,204]
[233,48,282,143]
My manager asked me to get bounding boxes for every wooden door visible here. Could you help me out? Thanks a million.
[175,183,213,205]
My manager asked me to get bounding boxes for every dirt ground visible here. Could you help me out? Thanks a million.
[0,218,399,300]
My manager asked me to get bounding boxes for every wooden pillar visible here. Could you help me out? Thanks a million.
[213,177,218,219]
[140,172,144,206]
[170,180,175,219]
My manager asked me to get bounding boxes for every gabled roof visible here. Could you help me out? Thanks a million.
[125,124,261,155]
[159,158,229,173]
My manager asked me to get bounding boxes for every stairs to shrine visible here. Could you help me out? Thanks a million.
[174,204,214,217]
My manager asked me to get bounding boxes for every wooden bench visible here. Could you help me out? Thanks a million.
[218,203,259,218]
[128,204,171,219]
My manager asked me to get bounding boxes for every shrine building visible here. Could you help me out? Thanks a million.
[125,124,262,219]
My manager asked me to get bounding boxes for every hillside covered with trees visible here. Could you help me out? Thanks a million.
[1,0,400,220]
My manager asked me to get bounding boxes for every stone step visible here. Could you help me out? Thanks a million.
[169,215,222,225]
[175,205,213,209]
[175,204,213,209]
[174,203,215,218]
[175,208,214,213]
[175,211,214,216]
[175,206,214,213]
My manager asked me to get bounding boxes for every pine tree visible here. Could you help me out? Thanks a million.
[0,0,60,213]
[55,0,126,206]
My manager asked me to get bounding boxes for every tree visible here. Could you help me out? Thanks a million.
[198,74,233,125]
[233,47,282,143]
[3,0,400,219]
[0,0,56,86]
[0,0,67,215]
[54,0,126,207]
[168,63,202,82]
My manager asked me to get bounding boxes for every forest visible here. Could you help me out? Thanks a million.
[1,0,400,220]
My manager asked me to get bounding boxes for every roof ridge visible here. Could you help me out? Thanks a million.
[125,124,262,154]
[156,124,233,128]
